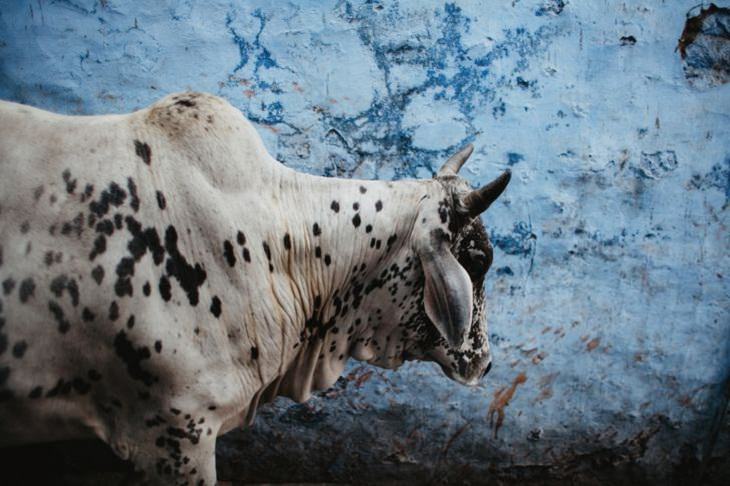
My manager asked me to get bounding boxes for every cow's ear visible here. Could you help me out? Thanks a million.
[419,243,473,350]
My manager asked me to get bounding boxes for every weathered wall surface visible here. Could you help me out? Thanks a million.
[1,0,729,483]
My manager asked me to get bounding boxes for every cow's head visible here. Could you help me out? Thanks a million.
[363,145,510,386]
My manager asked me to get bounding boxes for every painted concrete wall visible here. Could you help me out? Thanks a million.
[1,0,728,482]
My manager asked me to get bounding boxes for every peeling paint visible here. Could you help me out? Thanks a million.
[677,3,730,88]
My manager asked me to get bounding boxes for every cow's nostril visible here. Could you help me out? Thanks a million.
[482,361,492,378]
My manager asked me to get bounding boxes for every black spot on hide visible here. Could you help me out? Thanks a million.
[91,265,104,285]
[12,341,27,358]
[164,226,207,306]
[19,278,35,303]
[156,191,166,210]
[48,300,70,333]
[210,296,222,318]
[113,330,157,387]
[134,140,152,165]
[89,182,126,219]
[127,178,140,212]
[223,241,236,267]
[109,301,120,321]
[159,276,172,302]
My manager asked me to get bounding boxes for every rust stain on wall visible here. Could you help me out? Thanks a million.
[487,372,528,438]
[586,337,601,352]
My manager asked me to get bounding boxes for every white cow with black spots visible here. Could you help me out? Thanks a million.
[0,92,510,485]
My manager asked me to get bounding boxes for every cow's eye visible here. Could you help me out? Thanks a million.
[459,247,492,281]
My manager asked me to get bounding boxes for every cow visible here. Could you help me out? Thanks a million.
[0,92,510,485]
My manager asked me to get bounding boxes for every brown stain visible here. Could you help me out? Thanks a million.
[531,351,547,365]
[243,89,255,98]
[586,337,601,352]
[345,367,373,388]
[487,372,527,438]
[324,387,343,399]
[387,439,411,464]
[536,372,559,403]
[538,372,559,388]
[537,386,553,402]
[678,394,693,408]
[441,422,469,458]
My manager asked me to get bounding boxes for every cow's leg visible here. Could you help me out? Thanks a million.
[120,428,218,486]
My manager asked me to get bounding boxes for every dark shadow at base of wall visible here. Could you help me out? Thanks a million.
[0,438,728,486]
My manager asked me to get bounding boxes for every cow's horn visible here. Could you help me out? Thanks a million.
[462,170,511,217]
[437,144,474,177]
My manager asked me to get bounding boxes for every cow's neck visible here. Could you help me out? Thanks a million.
[240,165,431,411]
[282,169,426,311]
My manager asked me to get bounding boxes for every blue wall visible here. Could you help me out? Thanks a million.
[1,0,728,481]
